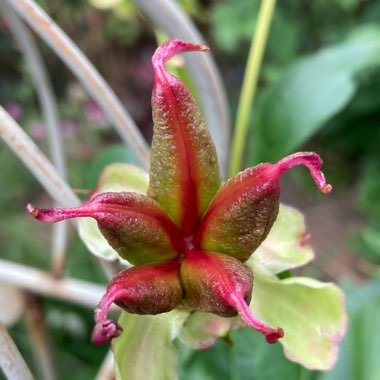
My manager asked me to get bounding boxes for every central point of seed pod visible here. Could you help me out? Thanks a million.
[184,236,195,251]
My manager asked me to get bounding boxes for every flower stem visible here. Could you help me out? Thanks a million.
[0,106,78,207]
[1,2,69,278]
[0,323,34,380]
[4,0,150,169]
[24,293,57,380]
[0,258,109,308]
[229,0,277,177]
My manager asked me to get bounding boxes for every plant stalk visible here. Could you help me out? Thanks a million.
[0,106,79,207]
[1,2,70,278]
[0,107,119,278]
[24,293,57,380]
[0,322,35,380]
[4,0,150,169]
[229,0,277,176]
[0,258,108,309]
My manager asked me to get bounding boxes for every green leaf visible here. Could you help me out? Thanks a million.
[357,225,380,259]
[335,0,359,12]
[249,204,314,274]
[249,266,347,370]
[250,30,380,163]
[211,0,298,64]
[85,145,140,189]
[78,163,148,262]
[113,312,178,380]
[211,0,260,53]
[347,298,380,380]
[179,339,231,380]
[178,327,302,380]
[318,280,380,380]
[358,158,380,219]
[229,328,302,380]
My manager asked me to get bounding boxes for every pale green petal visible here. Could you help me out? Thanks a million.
[78,217,121,261]
[96,163,149,193]
[178,311,242,350]
[78,164,149,262]
[250,268,347,370]
[250,204,314,274]
[113,311,180,380]
[88,0,122,10]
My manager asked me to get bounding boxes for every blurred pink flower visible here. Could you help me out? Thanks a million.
[85,100,107,126]
[61,120,78,138]
[0,17,10,33]
[5,102,23,120]
[29,121,46,140]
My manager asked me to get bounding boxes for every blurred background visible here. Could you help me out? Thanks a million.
[1,0,380,379]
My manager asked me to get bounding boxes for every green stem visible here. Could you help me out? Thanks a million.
[229,0,277,177]
[299,366,311,380]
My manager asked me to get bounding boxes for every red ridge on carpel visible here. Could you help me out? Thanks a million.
[92,260,182,344]
[27,192,184,253]
[194,152,331,248]
[193,164,275,247]
[151,39,213,236]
